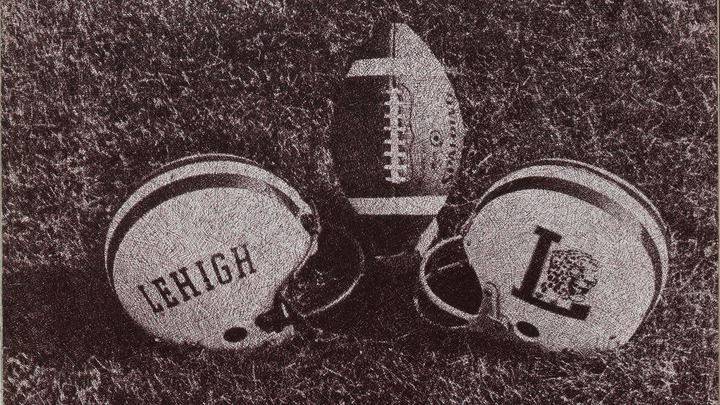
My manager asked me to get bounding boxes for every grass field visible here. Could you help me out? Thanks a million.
[2,0,717,403]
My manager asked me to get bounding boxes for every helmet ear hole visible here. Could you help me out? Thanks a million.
[514,321,540,340]
[223,327,248,342]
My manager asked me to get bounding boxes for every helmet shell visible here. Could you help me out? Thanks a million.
[105,154,317,349]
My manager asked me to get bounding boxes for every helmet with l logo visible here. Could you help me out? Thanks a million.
[415,159,669,352]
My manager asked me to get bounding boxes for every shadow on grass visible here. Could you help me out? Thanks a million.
[304,251,550,364]
[3,251,157,367]
[3,205,566,381]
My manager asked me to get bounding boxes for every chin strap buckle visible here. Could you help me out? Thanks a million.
[255,299,293,333]
[468,283,510,332]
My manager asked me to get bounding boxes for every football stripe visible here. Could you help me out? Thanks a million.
[347,58,411,77]
[347,58,445,77]
[106,173,301,289]
[477,176,664,320]
[349,195,446,215]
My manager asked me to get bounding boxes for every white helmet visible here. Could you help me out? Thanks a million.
[416,159,669,351]
[105,154,364,349]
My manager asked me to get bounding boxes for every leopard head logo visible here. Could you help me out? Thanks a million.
[534,249,599,307]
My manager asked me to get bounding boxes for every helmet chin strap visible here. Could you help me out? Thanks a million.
[255,296,295,333]
[467,282,510,332]
[255,211,320,335]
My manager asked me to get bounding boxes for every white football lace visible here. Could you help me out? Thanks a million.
[383,84,410,184]
[447,93,458,135]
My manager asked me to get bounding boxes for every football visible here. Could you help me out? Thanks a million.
[330,22,467,258]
